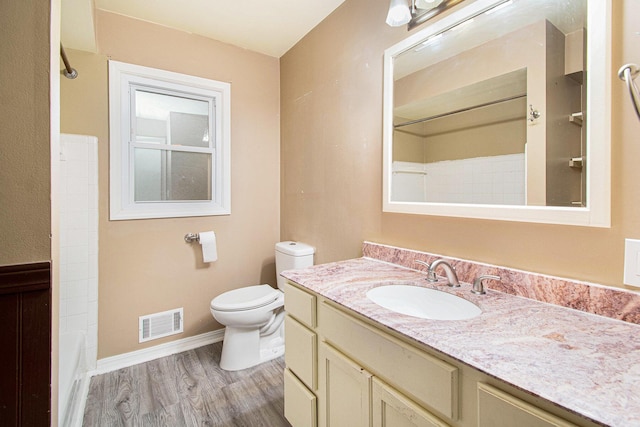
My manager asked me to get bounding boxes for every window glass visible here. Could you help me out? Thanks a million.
[134,90,211,148]
[133,149,212,202]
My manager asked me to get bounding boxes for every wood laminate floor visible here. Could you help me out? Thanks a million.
[82,342,292,427]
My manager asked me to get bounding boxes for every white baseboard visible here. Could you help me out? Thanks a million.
[92,329,225,375]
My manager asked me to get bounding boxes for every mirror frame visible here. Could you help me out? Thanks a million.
[383,0,611,227]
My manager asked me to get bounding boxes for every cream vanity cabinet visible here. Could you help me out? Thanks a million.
[283,281,598,427]
[319,341,449,427]
[283,282,318,427]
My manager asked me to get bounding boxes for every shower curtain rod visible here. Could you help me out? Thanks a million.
[618,63,640,121]
[394,93,526,128]
[60,44,78,79]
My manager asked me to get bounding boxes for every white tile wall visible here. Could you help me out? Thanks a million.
[391,161,428,202]
[59,134,98,370]
[392,154,525,205]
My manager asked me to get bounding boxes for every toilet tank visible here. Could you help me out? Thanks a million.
[275,241,315,290]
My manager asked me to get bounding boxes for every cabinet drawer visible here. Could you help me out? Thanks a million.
[478,383,576,427]
[284,281,316,328]
[285,315,317,390]
[284,368,317,427]
[319,302,459,421]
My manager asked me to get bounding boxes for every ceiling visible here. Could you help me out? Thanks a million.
[61,0,348,58]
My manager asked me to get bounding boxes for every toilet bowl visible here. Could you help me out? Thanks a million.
[210,241,314,371]
[211,284,286,371]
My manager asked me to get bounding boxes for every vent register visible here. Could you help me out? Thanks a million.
[139,308,184,343]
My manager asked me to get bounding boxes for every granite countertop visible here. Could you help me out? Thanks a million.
[281,257,640,427]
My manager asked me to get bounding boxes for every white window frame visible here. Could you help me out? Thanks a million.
[109,60,231,220]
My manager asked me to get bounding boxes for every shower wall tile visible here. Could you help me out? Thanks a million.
[59,134,98,370]
[392,154,525,205]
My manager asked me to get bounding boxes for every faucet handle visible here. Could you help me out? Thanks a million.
[472,275,501,295]
[414,260,437,282]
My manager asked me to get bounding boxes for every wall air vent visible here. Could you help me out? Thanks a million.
[139,308,184,343]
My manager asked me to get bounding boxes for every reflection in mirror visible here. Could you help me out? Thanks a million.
[393,68,528,204]
[383,0,611,226]
[392,0,585,207]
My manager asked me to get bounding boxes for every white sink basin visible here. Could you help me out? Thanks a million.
[366,284,481,321]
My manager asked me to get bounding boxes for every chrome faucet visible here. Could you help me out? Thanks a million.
[427,259,460,287]
[472,275,501,295]
[414,260,437,281]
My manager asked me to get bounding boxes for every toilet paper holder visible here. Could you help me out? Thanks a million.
[184,233,200,243]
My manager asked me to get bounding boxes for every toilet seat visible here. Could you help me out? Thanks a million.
[211,284,281,312]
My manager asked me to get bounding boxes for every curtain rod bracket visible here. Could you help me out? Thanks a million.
[618,63,640,121]
[60,44,78,79]
[63,68,78,79]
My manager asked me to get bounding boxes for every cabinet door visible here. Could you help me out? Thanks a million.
[319,342,372,427]
[372,378,450,427]
[478,383,577,427]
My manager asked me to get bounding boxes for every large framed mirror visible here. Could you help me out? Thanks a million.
[383,0,611,226]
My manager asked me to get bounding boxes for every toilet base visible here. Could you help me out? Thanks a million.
[219,319,285,371]
[259,335,285,365]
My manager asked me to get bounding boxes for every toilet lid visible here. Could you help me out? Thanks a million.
[211,284,281,311]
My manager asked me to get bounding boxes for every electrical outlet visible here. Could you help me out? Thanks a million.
[623,239,640,288]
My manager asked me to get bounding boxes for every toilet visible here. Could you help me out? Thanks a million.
[210,241,315,371]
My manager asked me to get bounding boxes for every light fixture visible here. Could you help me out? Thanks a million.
[385,0,412,27]
[415,0,444,10]
[386,0,466,30]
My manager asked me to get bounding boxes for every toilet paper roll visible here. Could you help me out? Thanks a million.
[199,231,218,263]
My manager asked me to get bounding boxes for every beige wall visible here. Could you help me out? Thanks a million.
[0,0,52,265]
[422,117,526,162]
[1,0,59,422]
[393,129,426,163]
[281,0,640,289]
[61,11,281,358]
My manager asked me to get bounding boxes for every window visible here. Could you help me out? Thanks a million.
[108,60,231,220]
